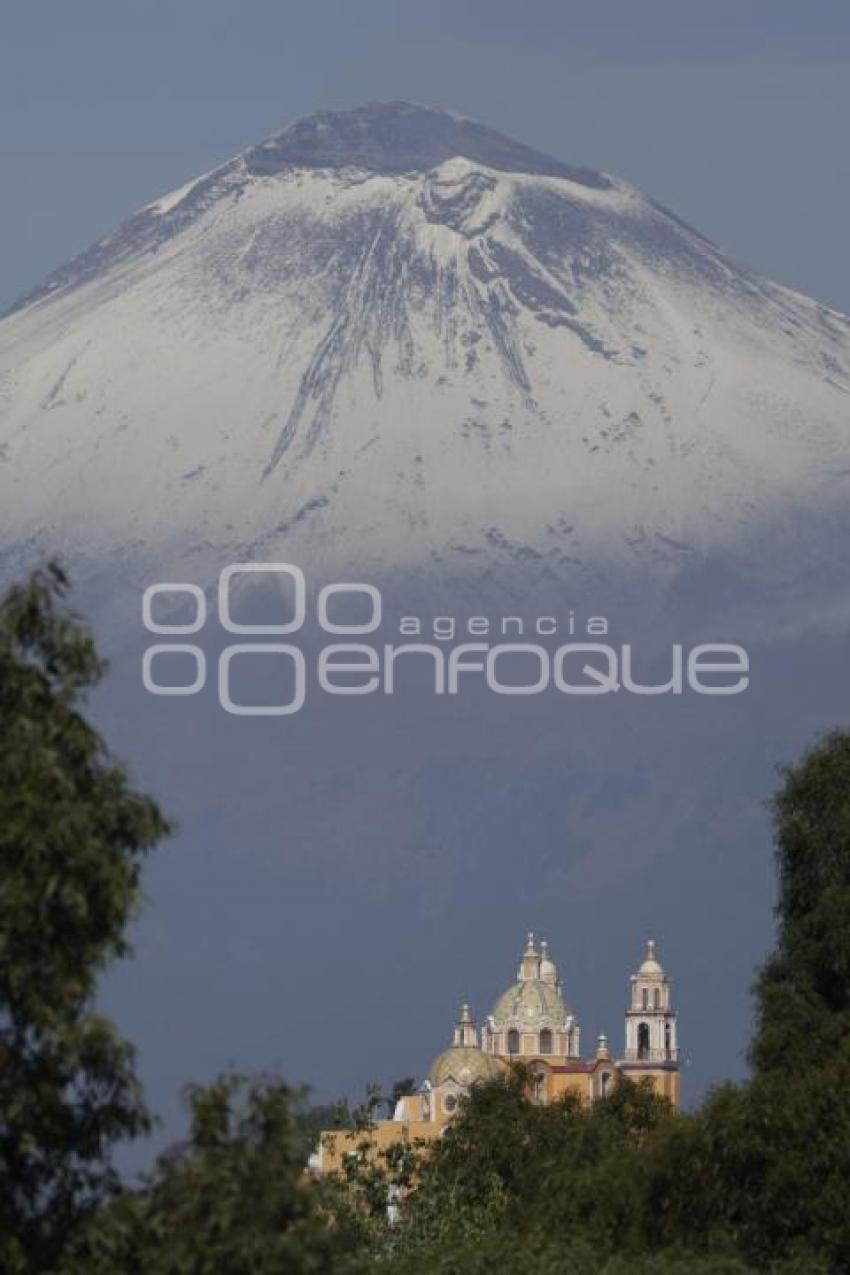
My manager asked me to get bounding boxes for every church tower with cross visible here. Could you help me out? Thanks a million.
[620,939,679,1098]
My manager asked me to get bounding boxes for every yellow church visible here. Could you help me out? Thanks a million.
[316,934,680,1173]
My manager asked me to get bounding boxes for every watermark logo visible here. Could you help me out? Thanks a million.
[142,563,750,715]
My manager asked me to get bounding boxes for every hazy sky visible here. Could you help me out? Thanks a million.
[2,1,849,314]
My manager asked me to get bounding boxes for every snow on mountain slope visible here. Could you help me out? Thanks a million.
[1,102,849,622]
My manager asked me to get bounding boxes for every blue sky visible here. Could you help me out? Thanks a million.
[2,1,849,313]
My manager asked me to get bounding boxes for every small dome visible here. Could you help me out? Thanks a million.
[428,1046,504,1087]
[539,940,559,986]
[491,977,570,1030]
[638,939,664,977]
[517,931,541,982]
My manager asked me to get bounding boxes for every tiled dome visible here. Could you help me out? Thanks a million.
[491,978,570,1030]
[428,1046,504,1087]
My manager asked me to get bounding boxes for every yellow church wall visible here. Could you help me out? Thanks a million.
[617,1065,680,1105]
[317,1069,680,1177]
[547,1070,593,1103]
[317,1066,680,1176]
[317,1119,440,1176]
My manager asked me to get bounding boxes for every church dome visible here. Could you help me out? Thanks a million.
[638,939,664,977]
[428,1045,504,1087]
[491,977,570,1030]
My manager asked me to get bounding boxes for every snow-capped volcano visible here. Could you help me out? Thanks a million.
[1,102,849,621]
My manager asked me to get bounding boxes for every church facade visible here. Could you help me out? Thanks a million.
[316,934,679,1173]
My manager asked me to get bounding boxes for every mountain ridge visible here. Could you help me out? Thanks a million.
[5,102,613,319]
[1,102,849,632]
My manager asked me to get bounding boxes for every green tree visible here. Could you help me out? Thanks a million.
[646,731,850,1270]
[0,564,171,1273]
[389,1067,678,1266]
[751,729,850,1074]
[69,1075,370,1275]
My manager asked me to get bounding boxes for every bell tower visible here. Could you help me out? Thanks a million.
[620,939,680,1101]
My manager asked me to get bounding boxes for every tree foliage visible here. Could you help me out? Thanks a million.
[67,1076,369,1275]
[0,565,171,1273]
[751,729,850,1073]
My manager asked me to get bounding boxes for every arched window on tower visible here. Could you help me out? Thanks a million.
[641,987,648,1010]
[507,1029,520,1055]
[664,1021,672,1058]
[539,1028,552,1055]
[637,1021,651,1060]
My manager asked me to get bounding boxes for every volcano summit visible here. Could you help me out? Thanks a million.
[1,102,849,626]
